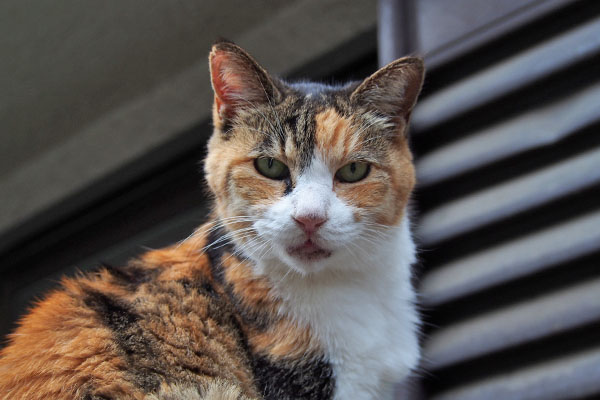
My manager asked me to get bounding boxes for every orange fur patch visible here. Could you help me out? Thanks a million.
[0,281,146,399]
[314,108,351,160]
[249,319,320,359]
[221,254,279,314]
[230,165,280,203]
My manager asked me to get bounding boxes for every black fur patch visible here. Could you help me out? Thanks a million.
[82,394,112,400]
[251,355,335,400]
[284,113,299,132]
[101,263,155,290]
[179,278,219,300]
[283,177,293,196]
[294,105,316,171]
[83,290,161,393]
[205,224,232,284]
[224,285,271,331]
[83,290,139,333]
[220,118,234,139]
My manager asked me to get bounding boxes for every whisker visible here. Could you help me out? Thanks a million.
[275,267,294,285]
[221,236,268,264]
[200,227,257,253]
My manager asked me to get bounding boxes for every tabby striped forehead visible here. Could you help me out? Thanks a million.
[224,83,395,172]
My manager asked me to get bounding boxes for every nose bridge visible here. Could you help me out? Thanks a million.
[293,181,330,218]
[292,155,334,217]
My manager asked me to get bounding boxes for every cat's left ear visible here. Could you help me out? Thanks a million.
[350,57,424,128]
[209,41,281,127]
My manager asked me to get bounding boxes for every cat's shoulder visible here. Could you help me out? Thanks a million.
[0,224,227,399]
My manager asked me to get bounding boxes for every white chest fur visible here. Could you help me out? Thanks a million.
[261,217,420,400]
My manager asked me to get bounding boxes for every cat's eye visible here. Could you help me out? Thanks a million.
[336,162,370,183]
[255,157,289,180]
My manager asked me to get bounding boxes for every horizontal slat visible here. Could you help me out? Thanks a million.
[416,81,600,186]
[412,15,600,132]
[420,209,600,307]
[416,0,538,54]
[432,346,600,400]
[417,147,600,245]
[424,278,600,369]
[424,0,576,69]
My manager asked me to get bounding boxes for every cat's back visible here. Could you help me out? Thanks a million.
[0,226,257,400]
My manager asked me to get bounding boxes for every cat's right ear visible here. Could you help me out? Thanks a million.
[209,41,281,129]
[350,56,424,130]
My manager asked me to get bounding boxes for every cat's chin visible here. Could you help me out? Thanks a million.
[278,241,331,275]
[257,240,333,276]
[286,240,332,262]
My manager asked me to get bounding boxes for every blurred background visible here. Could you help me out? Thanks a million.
[1,0,599,398]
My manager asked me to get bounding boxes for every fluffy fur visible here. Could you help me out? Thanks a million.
[0,42,424,400]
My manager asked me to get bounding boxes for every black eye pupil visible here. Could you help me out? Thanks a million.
[268,158,274,169]
[350,163,356,173]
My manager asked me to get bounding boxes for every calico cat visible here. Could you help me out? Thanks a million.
[0,41,424,400]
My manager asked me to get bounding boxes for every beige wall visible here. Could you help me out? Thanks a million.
[0,0,377,237]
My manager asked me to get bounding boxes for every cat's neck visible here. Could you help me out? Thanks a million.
[255,214,419,399]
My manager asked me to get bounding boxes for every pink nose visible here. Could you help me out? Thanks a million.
[293,214,327,235]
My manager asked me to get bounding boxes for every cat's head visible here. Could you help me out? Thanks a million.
[204,41,423,275]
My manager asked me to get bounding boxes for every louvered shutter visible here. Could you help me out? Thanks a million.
[384,0,600,398]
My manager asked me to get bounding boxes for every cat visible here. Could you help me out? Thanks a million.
[0,41,424,400]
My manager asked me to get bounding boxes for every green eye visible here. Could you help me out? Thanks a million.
[255,157,289,180]
[336,162,370,183]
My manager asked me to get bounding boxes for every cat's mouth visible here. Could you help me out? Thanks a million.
[287,240,332,262]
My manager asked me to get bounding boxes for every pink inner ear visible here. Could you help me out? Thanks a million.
[209,47,273,120]
[211,52,257,121]
[210,52,241,107]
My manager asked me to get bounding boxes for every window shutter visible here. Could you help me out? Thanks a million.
[402,1,600,398]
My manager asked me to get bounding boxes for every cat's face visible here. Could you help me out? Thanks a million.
[205,42,423,275]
